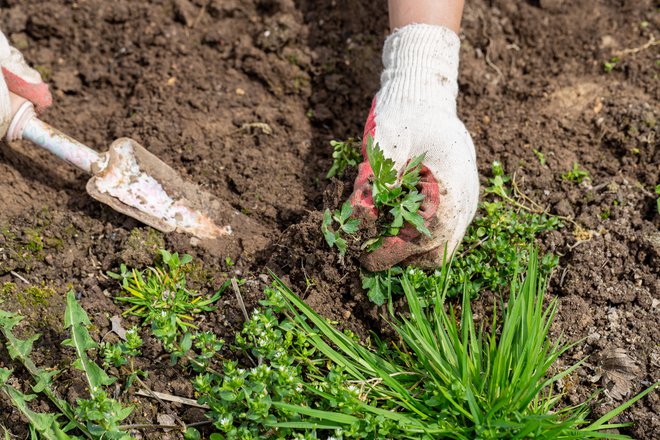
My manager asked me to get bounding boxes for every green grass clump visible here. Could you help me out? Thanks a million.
[179,252,657,439]
[109,250,223,350]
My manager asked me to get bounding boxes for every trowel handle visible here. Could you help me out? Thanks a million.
[6,100,101,174]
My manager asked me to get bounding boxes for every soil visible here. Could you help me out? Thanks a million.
[0,0,658,438]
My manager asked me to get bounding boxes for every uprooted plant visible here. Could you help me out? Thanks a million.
[346,153,561,305]
[322,136,429,256]
[365,136,430,241]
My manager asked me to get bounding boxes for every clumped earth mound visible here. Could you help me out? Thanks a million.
[0,0,658,438]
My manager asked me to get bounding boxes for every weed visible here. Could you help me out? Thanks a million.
[362,162,560,305]
[361,266,403,306]
[655,184,660,214]
[0,292,135,439]
[109,250,223,350]
[562,163,591,183]
[0,370,73,439]
[533,148,546,166]
[603,56,621,73]
[101,327,143,369]
[0,308,85,438]
[75,389,133,439]
[63,292,134,437]
[322,201,360,255]
[366,136,430,240]
[321,137,444,257]
[326,138,362,179]
[181,253,658,438]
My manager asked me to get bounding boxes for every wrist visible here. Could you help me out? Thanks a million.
[377,24,460,110]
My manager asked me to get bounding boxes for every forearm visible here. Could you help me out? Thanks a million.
[388,0,464,34]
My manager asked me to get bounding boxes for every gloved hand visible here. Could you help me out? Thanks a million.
[0,31,52,138]
[350,24,479,272]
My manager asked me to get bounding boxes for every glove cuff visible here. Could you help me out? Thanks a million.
[378,23,460,112]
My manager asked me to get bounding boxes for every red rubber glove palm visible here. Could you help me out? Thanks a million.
[350,24,479,272]
[0,31,52,137]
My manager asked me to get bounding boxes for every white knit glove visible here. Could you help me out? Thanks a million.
[350,24,479,271]
[0,31,52,137]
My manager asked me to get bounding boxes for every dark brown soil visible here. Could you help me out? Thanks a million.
[0,0,658,438]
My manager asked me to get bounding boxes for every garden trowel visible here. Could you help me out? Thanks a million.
[6,96,269,258]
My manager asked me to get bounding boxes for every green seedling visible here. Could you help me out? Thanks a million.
[322,201,360,255]
[101,325,144,391]
[655,184,660,214]
[366,136,430,239]
[326,138,362,179]
[109,250,223,349]
[562,163,591,183]
[75,389,133,440]
[603,56,621,73]
[533,148,546,166]
[101,343,126,369]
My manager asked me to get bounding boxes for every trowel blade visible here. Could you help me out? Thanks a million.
[85,138,269,258]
